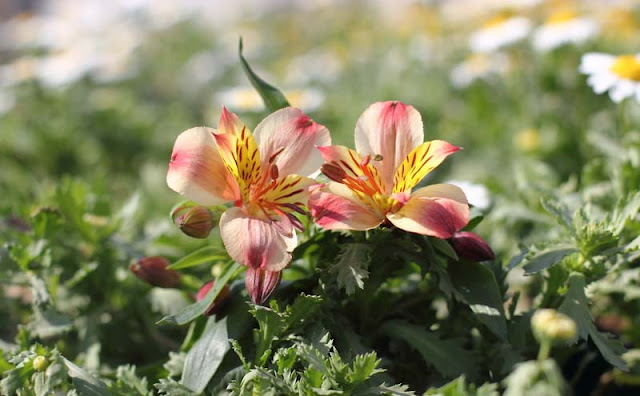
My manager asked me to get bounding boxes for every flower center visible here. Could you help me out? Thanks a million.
[610,55,640,81]
[483,13,512,28]
[546,9,578,25]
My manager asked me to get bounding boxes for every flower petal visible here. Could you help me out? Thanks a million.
[219,207,292,271]
[214,107,262,199]
[393,140,461,193]
[354,101,423,191]
[167,127,240,205]
[308,182,385,230]
[254,107,331,177]
[260,175,317,208]
[387,183,469,238]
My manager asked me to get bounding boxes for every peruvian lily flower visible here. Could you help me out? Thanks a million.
[308,101,468,238]
[167,107,330,303]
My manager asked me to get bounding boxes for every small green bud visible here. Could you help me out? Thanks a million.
[531,308,577,344]
[33,356,48,372]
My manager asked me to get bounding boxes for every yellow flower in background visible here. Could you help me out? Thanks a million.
[580,53,640,103]
[515,128,541,153]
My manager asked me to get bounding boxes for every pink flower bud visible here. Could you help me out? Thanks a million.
[129,256,181,288]
[172,206,216,239]
[449,231,495,262]
[196,281,231,316]
[245,267,282,305]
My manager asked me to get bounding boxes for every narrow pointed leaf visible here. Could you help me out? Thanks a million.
[168,246,228,270]
[157,262,243,325]
[238,37,290,112]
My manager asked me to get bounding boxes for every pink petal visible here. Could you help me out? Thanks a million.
[219,207,292,271]
[167,127,240,205]
[308,182,385,230]
[387,183,469,238]
[354,101,423,192]
[254,107,331,177]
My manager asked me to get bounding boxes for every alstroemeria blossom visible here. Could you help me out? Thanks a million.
[309,101,469,239]
[167,107,330,280]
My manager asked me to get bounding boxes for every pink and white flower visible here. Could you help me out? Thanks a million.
[167,107,330,303]
[308,101,469,239]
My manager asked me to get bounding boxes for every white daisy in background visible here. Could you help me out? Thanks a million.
[469,13,532,53]
[446,180,492,211]
[532,8,599,52]
[215,87,266,112]
[580,53,640,103]
[450,52,511,88]
[214,87,326,113]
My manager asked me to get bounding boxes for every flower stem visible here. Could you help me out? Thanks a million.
[538,339,551,361]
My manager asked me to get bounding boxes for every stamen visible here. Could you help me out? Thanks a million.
[360,154,371,167]
[281,202,307,215]
[268,147,285,164]
[286,212,305,232]
[373,154,383,161]
[322,162,347,182]
[269,163,279,180]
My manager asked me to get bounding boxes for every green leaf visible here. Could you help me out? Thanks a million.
[180,317,230,393]
[154,379,198,396]
[382,321,480,379]
[63,358,111,396]
[167,245,227,270]
[368,383,416,395]
[26,308,73,339]
[558,273,628,370]
[448,260,507,340]
[540,198,575,235]
[113,365,150,396]
[430,237,459,261]
[157,262,243,325]
[238,37,290,112]
[522,245,578,275]
[330,243,372,295]
[348,352,383,384]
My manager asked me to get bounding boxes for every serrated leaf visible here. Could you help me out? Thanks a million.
[382,321,480,379]
[349,352,382,384]
[163,352,186,378]
[331,243,372,295]
[448,260,507,340]
[63,358,111,396]
[181,317,230,393]
[522,245,578,275]
[157,262,242,325]
[238,38,290,112]
[114,365,150,396]
[558,273,628,370]
[154,379,198,396]
[540,198,575,235]
[167,245,227,270]
[27,308,73,339]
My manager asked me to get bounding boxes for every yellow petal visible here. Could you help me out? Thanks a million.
[393,140,461,193]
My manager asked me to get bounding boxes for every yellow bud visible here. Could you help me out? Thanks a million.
[531,309,577,343]
[33,356,48,372]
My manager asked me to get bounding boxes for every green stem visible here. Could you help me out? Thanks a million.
[538,339,551,361]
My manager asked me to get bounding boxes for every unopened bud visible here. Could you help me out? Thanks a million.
[33,356,48,372]
[449,231,495,261]
[531,309,577,343]
[196,281,231,316]
[173,206,216,238]
[129,256,181,288]
[245,267,282,305]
